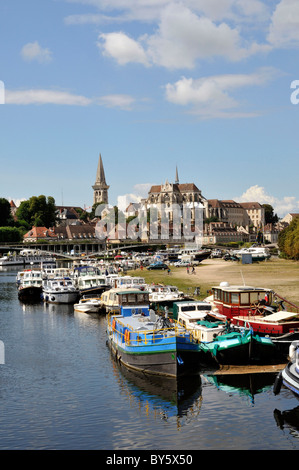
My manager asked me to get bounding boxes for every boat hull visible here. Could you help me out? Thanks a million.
[42,290,79,304]
[282,362,299,397]
[200,333,279,365]
[107,334,202,378]
[18,286,42,302]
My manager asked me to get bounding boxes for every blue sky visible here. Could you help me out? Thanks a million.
[1,0,299,216]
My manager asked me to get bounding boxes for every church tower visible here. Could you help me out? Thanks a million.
[92,153,109,205]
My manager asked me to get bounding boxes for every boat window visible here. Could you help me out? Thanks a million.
[223,291,230,303]
[128,294,136,303]
[240,292,249,304]
[182,306,196,312]
[231,293,239,304]
[250,292,260,303]
[137,294,144,302]
[214,289,221,300]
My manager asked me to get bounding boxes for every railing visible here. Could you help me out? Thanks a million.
[108,313,194,346]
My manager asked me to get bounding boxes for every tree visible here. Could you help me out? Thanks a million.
[278,218,299,260]
[262,204,278,225]
[0,198,13,226]
[16,195,56,227]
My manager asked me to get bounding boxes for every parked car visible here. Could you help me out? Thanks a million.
[147,262,169,270]
[173,260,190,267]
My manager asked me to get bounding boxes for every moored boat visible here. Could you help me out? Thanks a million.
[199,328,279,365]
[274,341,299,397]
[106,290,202,378]
[42,277,79,304]
[73,265,110,296]
[206,282,299,356]
[173,299,279,365]
[232,246,271,262]
[17,269,43,302]
[74,296,102,313]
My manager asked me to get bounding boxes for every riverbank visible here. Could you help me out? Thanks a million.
[132,257,299,306]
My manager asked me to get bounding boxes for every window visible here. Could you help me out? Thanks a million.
[231,293,239,304]
[240,292,249,304]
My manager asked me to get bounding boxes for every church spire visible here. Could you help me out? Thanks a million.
[96,153,107,185]
[92,153,109,205]
[175,165,179,184]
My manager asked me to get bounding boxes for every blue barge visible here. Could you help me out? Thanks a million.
[106,289,202,378]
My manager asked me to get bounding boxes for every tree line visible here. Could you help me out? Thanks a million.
[0,196,56,242]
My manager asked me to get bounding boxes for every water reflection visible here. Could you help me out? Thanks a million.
[109,357,203,428]
[204,373,277,405]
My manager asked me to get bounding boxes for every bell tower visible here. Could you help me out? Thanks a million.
[92,153,109,205]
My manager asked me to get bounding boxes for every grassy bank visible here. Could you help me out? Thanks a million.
[130,258,299,305]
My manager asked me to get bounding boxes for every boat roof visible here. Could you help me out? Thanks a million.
[107,287,149,295]
[262,311,299,323]
[212,283,271,292]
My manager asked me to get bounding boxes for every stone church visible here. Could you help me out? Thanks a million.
[141,167,209,222]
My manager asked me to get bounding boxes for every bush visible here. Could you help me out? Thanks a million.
[0,227,22,242]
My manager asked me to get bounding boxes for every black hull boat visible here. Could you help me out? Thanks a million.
[18,286,42,302]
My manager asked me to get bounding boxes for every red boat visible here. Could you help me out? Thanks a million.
[207,282,299,338]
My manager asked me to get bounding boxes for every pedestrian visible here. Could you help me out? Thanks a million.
[187,266,189,274]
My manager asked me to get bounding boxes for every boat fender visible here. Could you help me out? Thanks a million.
[273,371,283,396]
[112,318,116,331]
[289,341,299,362]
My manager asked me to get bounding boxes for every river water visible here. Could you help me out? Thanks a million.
[0,268,299,451]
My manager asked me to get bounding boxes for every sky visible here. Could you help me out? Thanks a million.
[1,0,299,217]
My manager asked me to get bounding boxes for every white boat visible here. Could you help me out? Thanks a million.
[148,284,184,303]
[73,265,110,295]
[42,277,79,304]
[17,269,43,301]
[74,296,102,313]
[0,251,55,266]
[172,300,226,342]
[232,246,271,261]
[274,341,299,397]
[113,275,147,290]
[177,246,211,264]
[101,287,145,313]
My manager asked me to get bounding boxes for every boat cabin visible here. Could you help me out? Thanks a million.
[210,282,273,318]
[101,288,150,315]
[172,300,212,320]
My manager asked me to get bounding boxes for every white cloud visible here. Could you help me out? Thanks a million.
[98,32,150,66]
[97,94,136,110]
[72,2,271,70]
[21,41,52,63]
[117,193,141,212]
[5,89,137,109]
[6,89,92,106]
[146,4,250,69]
[117,183,153,211]
[237,185,299,217]
[164,67,278,118]
[267,0,299,48]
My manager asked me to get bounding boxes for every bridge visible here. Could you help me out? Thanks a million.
[0,238,188,257]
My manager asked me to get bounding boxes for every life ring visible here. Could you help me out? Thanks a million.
[124,330,130,344]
